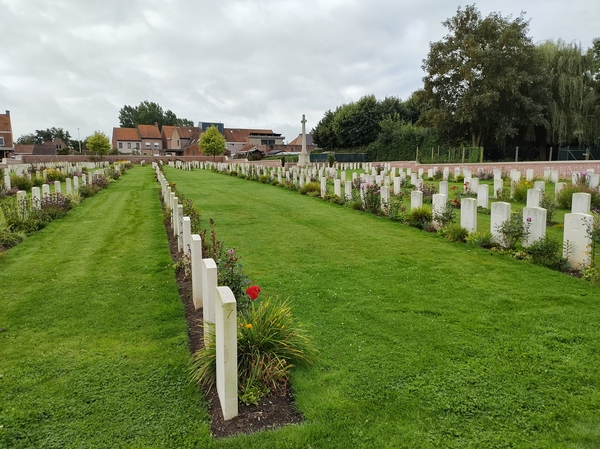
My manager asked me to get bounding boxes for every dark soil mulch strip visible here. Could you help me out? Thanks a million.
[162,198,303,438]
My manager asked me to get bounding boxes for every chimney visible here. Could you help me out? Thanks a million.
[5,110,9,116]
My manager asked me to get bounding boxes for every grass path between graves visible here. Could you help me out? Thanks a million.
[165,166,600,449]
[0,167,210,448]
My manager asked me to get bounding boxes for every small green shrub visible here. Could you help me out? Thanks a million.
[527,236,567,270]
[10,175,33,192]
[405,207,432,230]
[445,223,469,242]
[496,211,529,249]
[191,296,315,406]
[511,180,532,203]
[300,182,321,195]
[540,194,557,223]
[466,230,494,248]
[556,185,600,210]
[258,175,271,184]
[78,185,95,198]
[0,229,24,250]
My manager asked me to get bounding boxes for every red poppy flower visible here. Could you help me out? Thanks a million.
[246,285,261,300]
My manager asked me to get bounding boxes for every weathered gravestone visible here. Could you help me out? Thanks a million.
[491,202,511,246]
[522,207,547,247]
[215,286,238,421]
[572,193,591,213]
[461,198,477,233]
[411,190,423,210]
[563,213,593,268]
[477,184,489,209]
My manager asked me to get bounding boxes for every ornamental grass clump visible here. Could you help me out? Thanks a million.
[190,289,315,406]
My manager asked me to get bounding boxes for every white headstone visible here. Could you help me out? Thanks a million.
[3,174,10,190]
[381,185,390,209]
[215,286,238,421]
[526,189,542,208]
[345,180,352,200]
[533,181,545,192]
[522,207,547,247]
[555,182,566,195]
[589,173,600,189]
[439,181,448,198]
[177,204,183,252]
[42,184,50,197]
[526,169,534,181]
[469,177,479,194]
[550,170,559,184]
[201,258,217,342]
[66,178,72,195]
[432,193,447,225]
[572,193,591,213]
[410,173,417,185]
[493,178,503,198]
[491,202,511,246]
[460,198,477,233]
[73,176,79,192]
[182,217,191,255]
[191,235,203,310]
[477,184,489,209]
[320,177,327,197]
[31,186,41,209]
[54,180,61,194]
[411,190,423,210]
[393,177,401,195]
[563,213,594,268]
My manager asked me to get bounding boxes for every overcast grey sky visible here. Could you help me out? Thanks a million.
[1,0,598,144]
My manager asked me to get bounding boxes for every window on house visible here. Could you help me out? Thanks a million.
[177,139,180,146]
[0,137,4,146]
[118,142,122,149]
[145,142,151,148]
[261,139,275,146]
[136,143,140,149]
[127,142,131,149]
[154,143,159,149]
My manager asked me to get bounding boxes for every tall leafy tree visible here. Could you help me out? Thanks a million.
[118,101,193,130]
[537,39,600,147]
[17,128,72,147]
[422,5,546,147]
[86,131,111,158]
[311,109,339,151]
[199,125,225,161]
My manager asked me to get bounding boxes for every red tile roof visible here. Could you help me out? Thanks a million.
[177,126,198,140]
[14,144,34,154]
[113,127,141,141]
[137,124,161,139]
[161,125,175,139]
[288,133,314,146]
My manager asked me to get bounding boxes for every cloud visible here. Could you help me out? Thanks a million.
[1,0,598,142]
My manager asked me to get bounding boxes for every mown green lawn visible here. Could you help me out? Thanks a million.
[165,166,600,449]
[2,164,599,448]
[0,167,209,448]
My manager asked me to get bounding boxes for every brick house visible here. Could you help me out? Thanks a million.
[112,127,142,154]
[0,110,14,158]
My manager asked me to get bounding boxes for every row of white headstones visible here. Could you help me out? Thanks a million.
[169,160,596,269]
[3,161,112,187]
[155,163,239,421]
[11,166,122,213]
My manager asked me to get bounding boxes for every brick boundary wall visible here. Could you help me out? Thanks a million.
[1,155,226,167]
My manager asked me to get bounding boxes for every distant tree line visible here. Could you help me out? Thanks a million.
[118,101,194,130]
[311,5,600,161]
